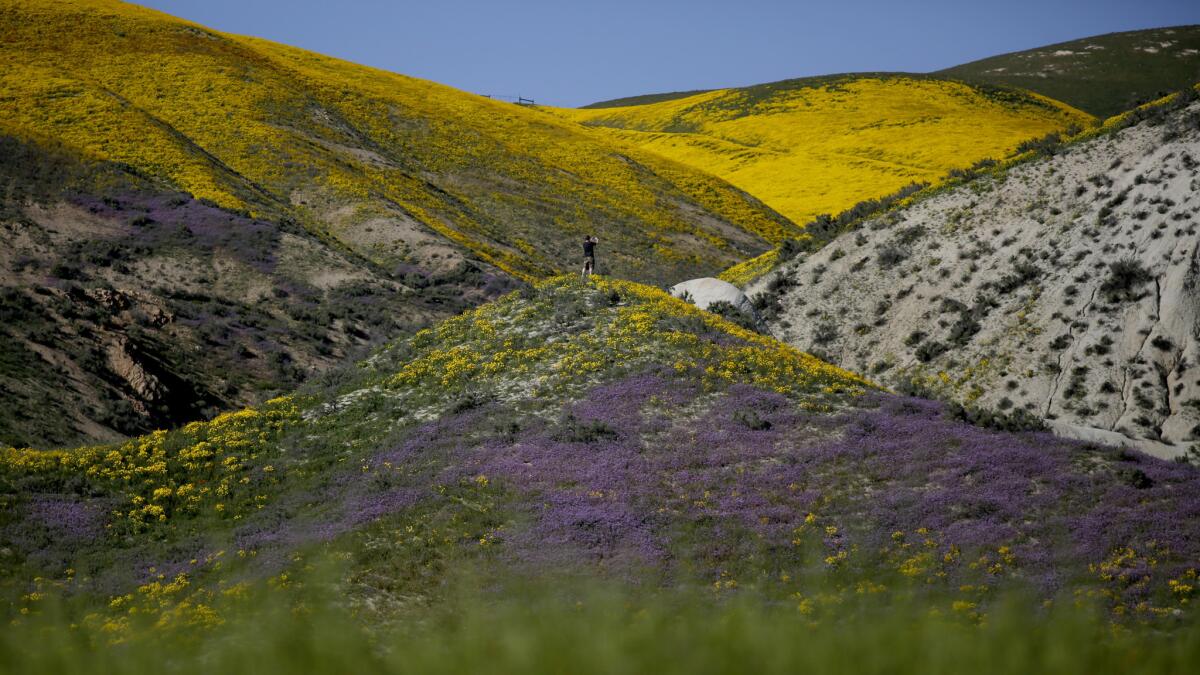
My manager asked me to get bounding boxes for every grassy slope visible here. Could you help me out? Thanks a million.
[1,277,1198,654]
[5,583,1200,674]
[939,25,1200,118]
[0,0,796,285]
[552,75,1092,228]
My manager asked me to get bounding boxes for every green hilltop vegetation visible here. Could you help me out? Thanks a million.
[584,26,1200,120]
[582,72,971,110]
[938,25,1200,118]
[583,88,715,109]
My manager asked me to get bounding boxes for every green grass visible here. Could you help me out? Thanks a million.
[581,73,968,110]
[3,572,1198,675]
[586,26,1200,120]
[939,25,1200,118]
[582,88,715,109]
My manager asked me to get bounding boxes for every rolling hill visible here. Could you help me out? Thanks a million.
[939,25,1200,118]
[3,3,1200,670]
[2,276,1198,653]
[0,0,795,285]
[0,132,521,449]
[553,75,1092,227]
[0,0,803,447]
[749,91,1200,459]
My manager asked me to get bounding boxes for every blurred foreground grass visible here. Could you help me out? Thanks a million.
[3,575,1198,675]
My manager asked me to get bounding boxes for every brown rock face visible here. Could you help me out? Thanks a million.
[104,338,165,413]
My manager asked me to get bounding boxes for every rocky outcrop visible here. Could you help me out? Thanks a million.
[753,103,1200,458]
[105,338,165,413]
[0,185,513,448]
[669,277,755,316]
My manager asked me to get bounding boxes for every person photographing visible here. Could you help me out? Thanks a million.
[582,235,599,278]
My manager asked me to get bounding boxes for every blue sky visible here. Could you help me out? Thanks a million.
[137,0,1200,107]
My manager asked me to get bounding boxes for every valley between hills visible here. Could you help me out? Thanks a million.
[2,1,1200,671]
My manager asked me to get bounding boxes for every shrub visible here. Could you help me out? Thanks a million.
[733,409,772,431]
[1150,336,1175,351]
[750,270,796,323]
[450,391,494,414]
[991,261,1041,295]
[1100,258,1152,303]
[876,245,908,270]
[947,313,981,346]
[776,238,804,262]
[812,322,839,345]
[1063,366,1089,400]
[946,157,998,182]
[555,414,618,443]
[1122,468,1154,490]
[893,225,926,246]
[1015,130,1063,156]
[944,400,1047,433]
[705,300,759,332]
[1085,335,1114,356]
[915,340,948,362]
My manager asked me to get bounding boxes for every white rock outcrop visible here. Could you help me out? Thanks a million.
[669,277,755,316]
[752,101,1200,458]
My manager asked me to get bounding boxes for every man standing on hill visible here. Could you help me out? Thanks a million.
[582,235,599,278]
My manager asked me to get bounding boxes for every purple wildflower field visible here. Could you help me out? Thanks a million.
[3,279,1197,620]
[178,371,1200,609]
[71,191,281,273]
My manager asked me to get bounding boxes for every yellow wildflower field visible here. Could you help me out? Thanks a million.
[382,275,870,400]
[0,0,793,283]
[553,76,1094,226]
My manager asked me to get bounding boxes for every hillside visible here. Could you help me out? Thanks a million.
[0,0,796,285]
[5,3,1200,670]
[0,133,519,449]
[0,0,804,447]
[2,276,1198,649]
[750,94,1200,459]
[553,75,1092,227]
[940,25,1200,118]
